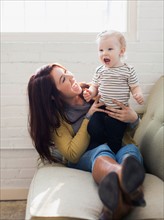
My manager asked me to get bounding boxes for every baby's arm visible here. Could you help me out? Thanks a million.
[83,84,98,102]
[131,85,144,105]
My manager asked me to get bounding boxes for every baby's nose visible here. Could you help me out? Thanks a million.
[103,50,108,55]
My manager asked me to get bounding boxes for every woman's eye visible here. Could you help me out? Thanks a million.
[62,76,66,83]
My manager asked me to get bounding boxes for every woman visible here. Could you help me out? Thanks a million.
[27,63,146,220]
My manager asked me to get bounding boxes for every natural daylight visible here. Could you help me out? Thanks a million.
[1,1,163,220]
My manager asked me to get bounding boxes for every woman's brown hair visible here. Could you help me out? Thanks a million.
[28,63,70,163]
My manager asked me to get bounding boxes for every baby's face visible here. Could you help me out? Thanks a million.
[98,36,125,68]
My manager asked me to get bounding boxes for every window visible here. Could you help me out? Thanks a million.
[1,0,136,37]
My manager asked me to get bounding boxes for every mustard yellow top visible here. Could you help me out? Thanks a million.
[52,118,90,163]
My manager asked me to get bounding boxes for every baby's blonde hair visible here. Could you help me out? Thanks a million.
[97,30,126,49]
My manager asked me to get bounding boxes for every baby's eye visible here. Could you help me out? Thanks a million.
[108,48,113,51]
[99,49,103,52]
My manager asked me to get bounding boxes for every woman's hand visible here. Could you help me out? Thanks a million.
[105,99,138,123]
[87,95,105,117]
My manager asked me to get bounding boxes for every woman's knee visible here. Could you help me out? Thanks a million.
[116,144,143,164]
[91,144,116,171]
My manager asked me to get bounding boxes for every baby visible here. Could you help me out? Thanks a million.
[83,30,144,153]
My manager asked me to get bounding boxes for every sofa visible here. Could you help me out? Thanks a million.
[25,76,164,220]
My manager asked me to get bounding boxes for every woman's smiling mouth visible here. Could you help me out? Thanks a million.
[72,82,82,93]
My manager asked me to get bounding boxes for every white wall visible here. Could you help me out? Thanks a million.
[1,0,163,200]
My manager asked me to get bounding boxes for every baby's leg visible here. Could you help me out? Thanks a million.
[87,111,107,147]
[104,116,127,153]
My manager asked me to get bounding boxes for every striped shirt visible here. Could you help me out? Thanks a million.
[92,63,139,108]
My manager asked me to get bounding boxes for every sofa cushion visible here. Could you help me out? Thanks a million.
[25,164,103,220]
[134,76,164,180]
[124,174,164,220]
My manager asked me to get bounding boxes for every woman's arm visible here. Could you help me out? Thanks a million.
[52,96,106,163]
[52,119,90,164]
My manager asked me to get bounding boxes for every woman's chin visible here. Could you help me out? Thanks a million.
[72,83,82,94]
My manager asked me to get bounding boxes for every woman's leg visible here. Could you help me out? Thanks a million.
[67,144,115,172]
[115,144,145,207]
[116,144,143,164]
[68,144,130,219]
[91,144,144,186]
[68,144,145,220]
[89,146,131,219]
[91,144,145,219]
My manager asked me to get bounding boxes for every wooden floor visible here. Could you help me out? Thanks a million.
[0,200,27,220]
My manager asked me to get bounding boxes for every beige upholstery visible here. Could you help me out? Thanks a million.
[134,76,164,180]
[26,164,103,220]
[26,76,164,220]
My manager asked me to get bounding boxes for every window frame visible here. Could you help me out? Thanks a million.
[1,1,137,41]
[126,0,137,41]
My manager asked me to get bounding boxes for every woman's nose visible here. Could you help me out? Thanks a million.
[66,71,74,78]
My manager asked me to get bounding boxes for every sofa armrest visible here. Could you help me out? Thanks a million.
[134,76,164,180]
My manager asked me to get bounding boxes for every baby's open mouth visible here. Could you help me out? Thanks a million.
[104,58,110,63]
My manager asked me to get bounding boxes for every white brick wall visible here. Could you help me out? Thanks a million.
[0,1,163,200]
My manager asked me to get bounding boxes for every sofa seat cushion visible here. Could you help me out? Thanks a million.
[25,164,103,220]
[124,173,164,220]
[26,164,164,220]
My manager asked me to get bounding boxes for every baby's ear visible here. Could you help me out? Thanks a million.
[120,47,126,56]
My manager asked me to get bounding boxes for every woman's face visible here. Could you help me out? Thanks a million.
[50,66,82,98]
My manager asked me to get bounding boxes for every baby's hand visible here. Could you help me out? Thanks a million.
[133,93,144,105]
[83,89,92,102]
